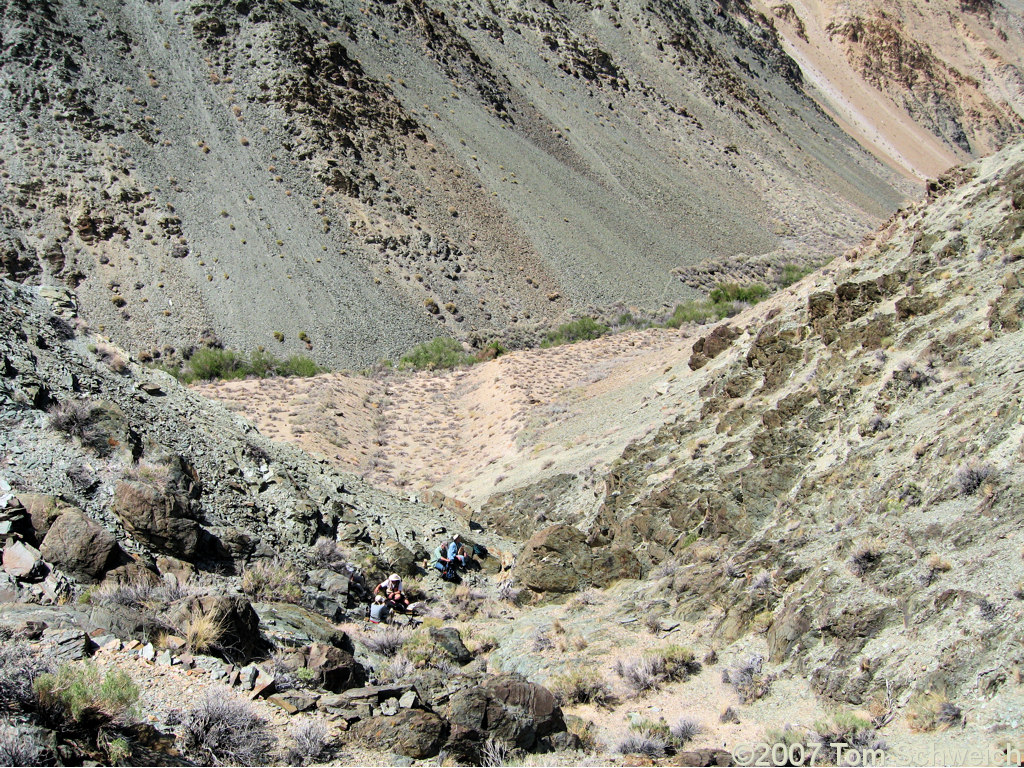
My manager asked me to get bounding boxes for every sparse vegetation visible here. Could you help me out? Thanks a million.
[288,718,329,765]
[360,627,411,657]
[399,337,475,370]
[540,317,609,347]
[179,694,277,766]
[779,263,814,286]
[550,669,615,707]
[614,645,699,694]
[0,722,44,766]
[615,731,667,757]
[241,560,303,604]
[0,642,54,710]
[955,461,996,496]
[723,654,774,704]
[168,347,325,382]
[670,717,702,745]
[814,712,887,764]
[34,662,139,724]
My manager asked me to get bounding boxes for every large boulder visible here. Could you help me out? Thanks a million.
[305,642,365,692]
[39,509,122,582]
[254,602,351,650]
[112,460,204,559]
[16,493,70,540]
[430,626,472,665]
[351,710,449,759]
[165,595,263,662]
[446,673,566,751]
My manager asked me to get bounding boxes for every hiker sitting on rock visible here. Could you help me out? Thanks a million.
[369,594,391,624]
[374,573,410,611]
[432,534,466,580]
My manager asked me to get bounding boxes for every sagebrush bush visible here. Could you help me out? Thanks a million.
[615,731,667,757]
[34,662,138,724]
[708,282,769,304]
[779,263,813,287]
[906,690,962,732]
[399,337,475,370]
[955,462,996,496]
[723,654,774,704]
[670,717,701,745]
[814,712,887,764]
[0,722,44,766]
[47,400,102,444]
[615,645,699,693]
[0,643,54,709]
[550,669,615,707]
[179,695,277,766]
[288,718,329,764]
[360,627,411,657]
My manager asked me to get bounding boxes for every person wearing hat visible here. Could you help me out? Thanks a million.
[374,573,410,611]
[369,594,391,623]
[446,534,467,570]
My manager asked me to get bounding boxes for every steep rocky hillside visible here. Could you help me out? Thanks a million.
[0,0,923,368]
[755,0,1024,178]
[200,139,1024,760]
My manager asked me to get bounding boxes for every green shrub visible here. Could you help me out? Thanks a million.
[158,348,324,382]
[399,337,475,370]
[779,263,813,287]
[187,348,247,381]
[708,282,769,304]
[541,317,609,347]
[34,662,138,723]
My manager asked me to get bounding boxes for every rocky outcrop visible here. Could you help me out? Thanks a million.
[351,710,449,759]
[39,509,122,582]
[446,673,567,751]
[513,524,641,594]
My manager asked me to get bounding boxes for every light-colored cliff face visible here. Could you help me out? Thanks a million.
[755,0,1024,179]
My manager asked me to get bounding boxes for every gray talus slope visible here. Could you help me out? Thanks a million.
[1,0,911,367]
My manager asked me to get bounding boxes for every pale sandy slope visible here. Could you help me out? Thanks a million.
[752,0,1024,180]
[195,327,704,509]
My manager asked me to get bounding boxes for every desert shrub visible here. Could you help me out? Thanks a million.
[381,654,416,682]
[182,607,226,654]
[399,337,475,370]
[481,736,521,767]
[670,717,702,745]
[615,731,667,757]
[566,589,604,612]
[90,577,197,612]
[34,662,138,724]
[955,462,996,496]
[614,657,664,693]
[892,360,937,390]
[541,317,609,347]
[0,721,44,766]
[662,299,731,327]
[162,348,324,383]
[814,712,887,764]
[720,706,740,723]
[779,263,813,287]
[709,282,769,305]
[849,538,884,576]
[241,560,302,603]
[615,645,698,693]
[310,536,348,570]
[188,347,247,381]
[360,627,411,657]
[288,718,329,764]
[47,400,102,443]
[550,669,615,707]
[657,645,700,681]
[531,631,553,652]
[0,643,54,709]
[723,654,774,704]
[906,689,962,732]
[180,695,277,765]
